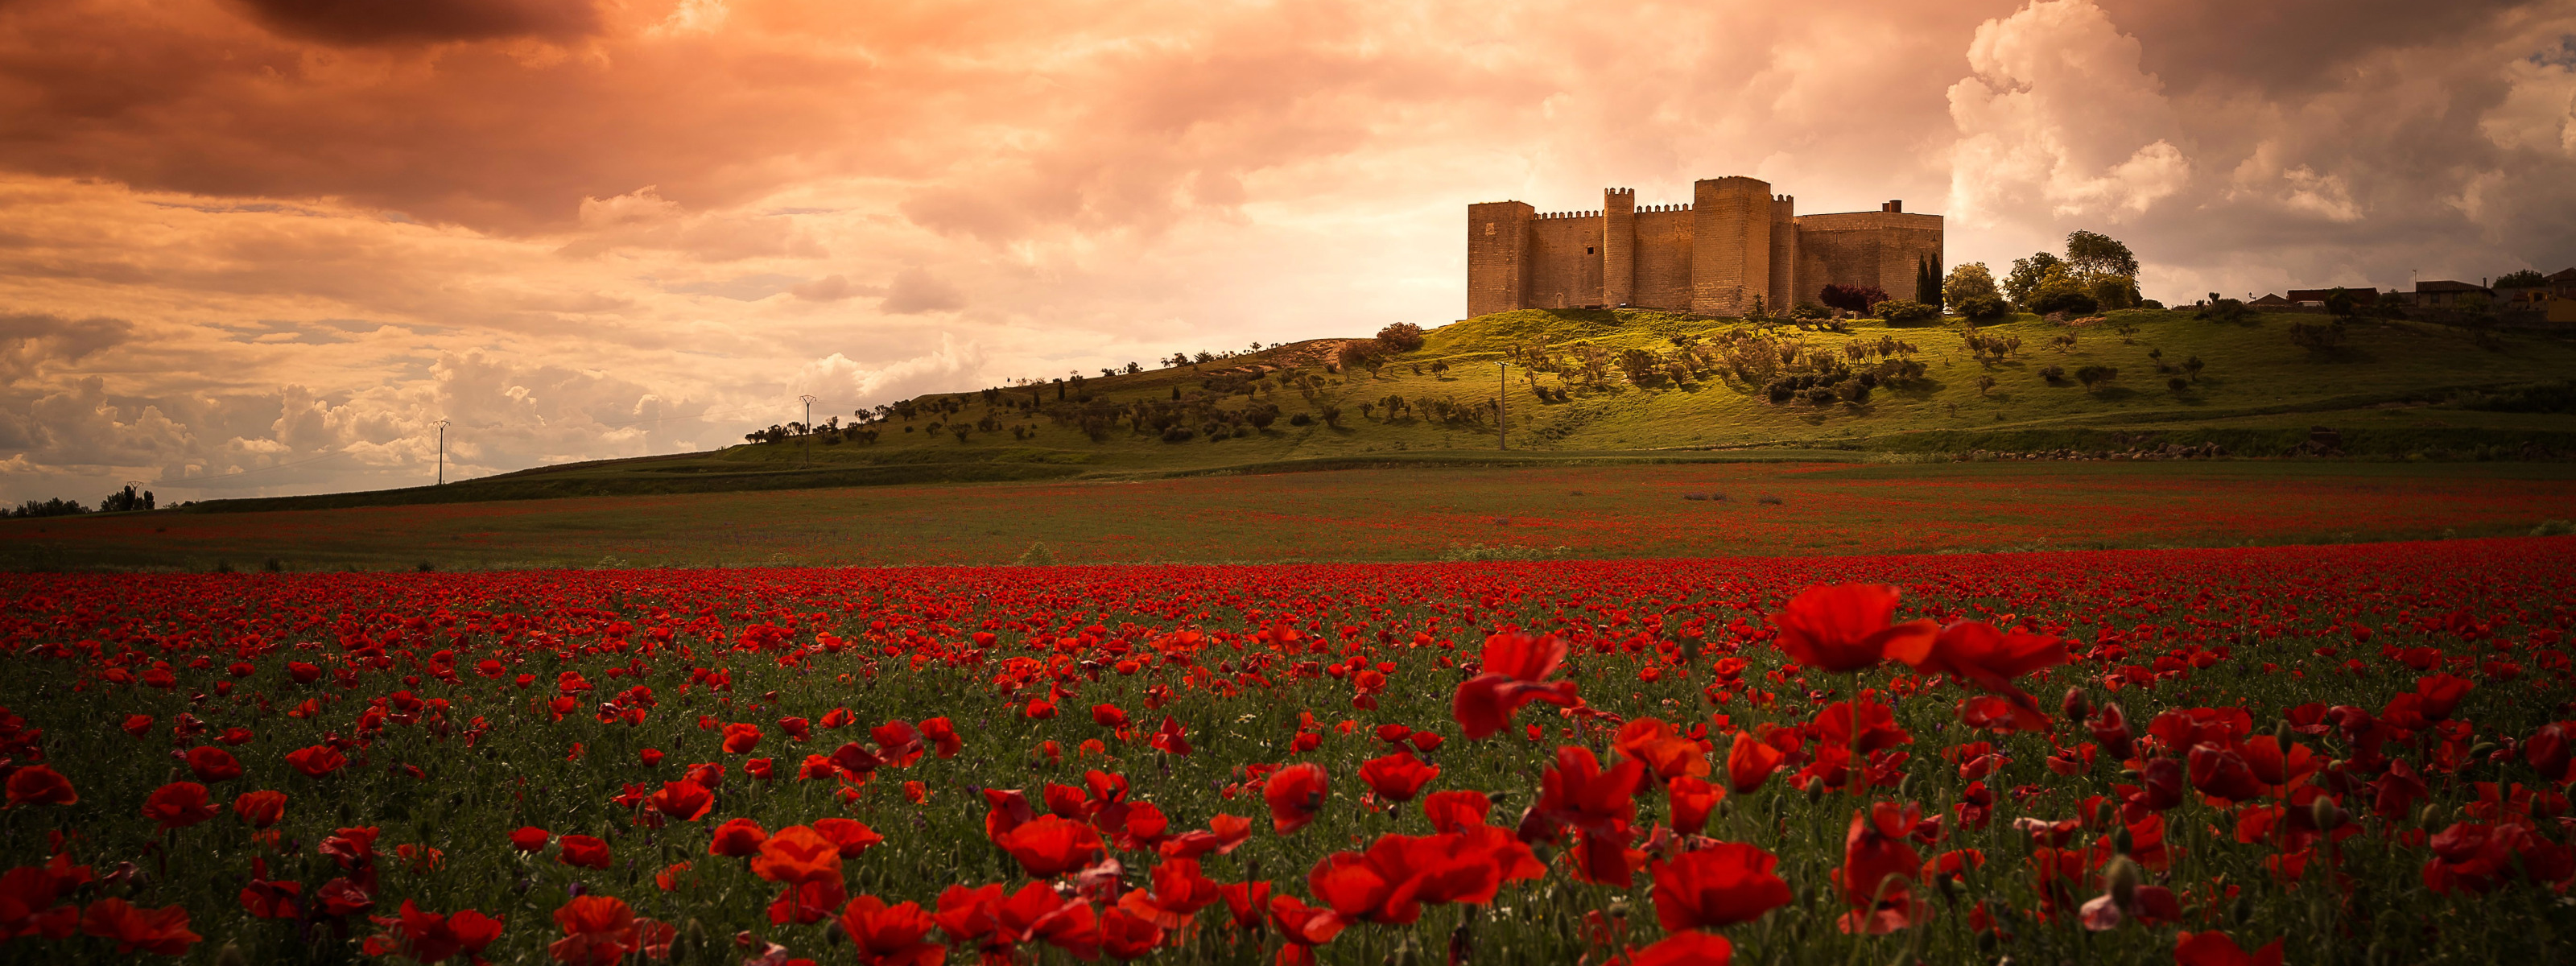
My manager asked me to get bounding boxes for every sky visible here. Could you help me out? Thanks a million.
[3,0,2574,502]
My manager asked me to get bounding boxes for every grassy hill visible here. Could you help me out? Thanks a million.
[186,307,2576,512]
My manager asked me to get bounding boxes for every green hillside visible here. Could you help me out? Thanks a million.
[192,307,2576,512]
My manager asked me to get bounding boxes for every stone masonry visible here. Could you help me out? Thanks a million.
[1466,176,1943,318]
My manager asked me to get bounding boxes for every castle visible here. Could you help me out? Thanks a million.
[1467,176,1943,318]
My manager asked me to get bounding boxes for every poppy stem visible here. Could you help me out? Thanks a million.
[1849,673,1863,799]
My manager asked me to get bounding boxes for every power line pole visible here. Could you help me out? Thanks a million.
[1496,361,1509,451]
[435,419,450,485]
[799,394,819,467]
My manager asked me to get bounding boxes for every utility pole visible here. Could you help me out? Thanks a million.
[435,419,449,485]
[1496,361,1509,451]
[799,394,819,467]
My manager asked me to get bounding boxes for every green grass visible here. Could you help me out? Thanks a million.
[13,460,2574,572]
[164,308,2576,516]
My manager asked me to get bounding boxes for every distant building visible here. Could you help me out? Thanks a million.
[1466,176,1942,318]
[2248,294,2291,308]
[2285,287,2377,307]
[2409,280,2493,307]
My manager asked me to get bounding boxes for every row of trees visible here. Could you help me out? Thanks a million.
[1938,230,2147,321]
[5,485,156,518]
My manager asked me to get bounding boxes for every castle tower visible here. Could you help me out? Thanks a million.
[1466,200,1534,318]
[1768,194,1798,313]
[1602,188,1635,308]
[1691,176,1772,316]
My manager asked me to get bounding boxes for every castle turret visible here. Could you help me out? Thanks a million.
[1467,200,1534,318]
[1691,176,1772,317]
[1602,188,1635,308]
[1768,194,1797,314]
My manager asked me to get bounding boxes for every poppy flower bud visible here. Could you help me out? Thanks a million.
[2112,825,2134,857]
[2270,720,2291,749]
[214,943,247,966]
[2231,895,2252,924]
[1805,781,1824,806]
[2103,855,2141,906]
[824,920,847,947]
[2062,687,2091,724]
[2310,795,2346,832]
[2093,798,2116,830]
[2419,803,2444,827]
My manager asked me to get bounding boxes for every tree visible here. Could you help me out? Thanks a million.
[1124,361,1143,374]
[2085,275,2138,311]
[2063,230,2139,278]
[2074,365,2119,391]
[1914,254,1944,310]
[1944,262,2000,308]
[2003,253,2062,306]
[2026,264,2099,316]
[1818,284,1889,313]
[2496,270,2547,289]
[2182,355,2205,382]
[1375,323,1427,352]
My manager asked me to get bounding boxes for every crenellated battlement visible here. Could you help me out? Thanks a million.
[1466,176,1941,317]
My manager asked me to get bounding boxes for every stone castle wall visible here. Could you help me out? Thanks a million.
[1465,176,1942,318]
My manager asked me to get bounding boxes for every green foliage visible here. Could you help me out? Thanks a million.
[2064,229,2140,277]
[1869,299,1939,324]
[2454,380,2576,414]
[1913,254,1943,310]
[2289,318,2347,351]
[1943,262,2000,308]
[2074,365,2120,390]
[2195,296,2255,324]
[2496,270,2548,288]
[2027,266,2099,316]
[2087,274,2140,311]
[1375,322,1427,352]
[2003,252,2062,305]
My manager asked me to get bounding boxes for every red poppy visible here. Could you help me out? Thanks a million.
[365,900,505,965]
[836,895,943,966]
[185,747,243,782]
[1901,621,2068,730]
[1308,832,1509,925]
[752,825,843,886]
[769,877,848,926]
[920,717,963,758]
[708,818,768,857]
[286,745,347,778]
[1424,790,1492,834]
[1667,777,1723,836]
[548,895,641,966]
[777,716,811,741]
[79,898,200,955]
[510,827,551,852]
[1099,906,1166,960]
[1620,930,1732,966]
[720,723,762,754]
[1725,732,1785,795]
[814,818,885,858]
[1832,802,1929,934]
[1092,704,1130,729]
[2088,704,2136,761]
[1536,745,1645,838]
[983,787,1035,843]
[229,789,285,829]
[829,741,883,777]
[2174,931,2285,966]
[1149,716,1191,757]
[238,873,302,919]
[556,835,613,869]
[1771,584,1937,674]
[6,765,76,807]
[654,862,693,891]
[1614,718,1711,780]
[1117,856,1224,929]
[2186,744,2264,803]
[1265,763,1330,834]
[1810,693,1912,754]
[122,714,154,738]
[1358,751,1440,803]
[993,881,1101,960]
[931,883,1003,945]
[1650,841,1790,930]
[1452,633,1582,740]
[142,782,221,832]
[1001,815,1106,877]
[873,720,925,767]
[647,780,713,821]
[639,748,665,767]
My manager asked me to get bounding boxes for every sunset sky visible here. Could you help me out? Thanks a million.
[4,0,2574,501]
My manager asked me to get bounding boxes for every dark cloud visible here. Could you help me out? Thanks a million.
[2098,0,2541,97]
[230,0,601,45]
[0,312,131,383]
[879,267,964,314]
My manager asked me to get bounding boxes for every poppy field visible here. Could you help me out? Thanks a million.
[3,536,2574,965]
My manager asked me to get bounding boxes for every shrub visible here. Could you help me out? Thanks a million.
[2168,376,2190,394]
[1870,299,1938,324]
[2039,365,2066,384]
[2074,365,2119,390]
[1819,284,1889,313]
[1375,322,1427,352]
[1160,425,1195,443]
[1288,413,1314,427]
[2195,296,2254,324]
[2289,319,2347,350]
[1953,293,2008,321]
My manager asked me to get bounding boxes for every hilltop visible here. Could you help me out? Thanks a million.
[182,307,2576,512]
